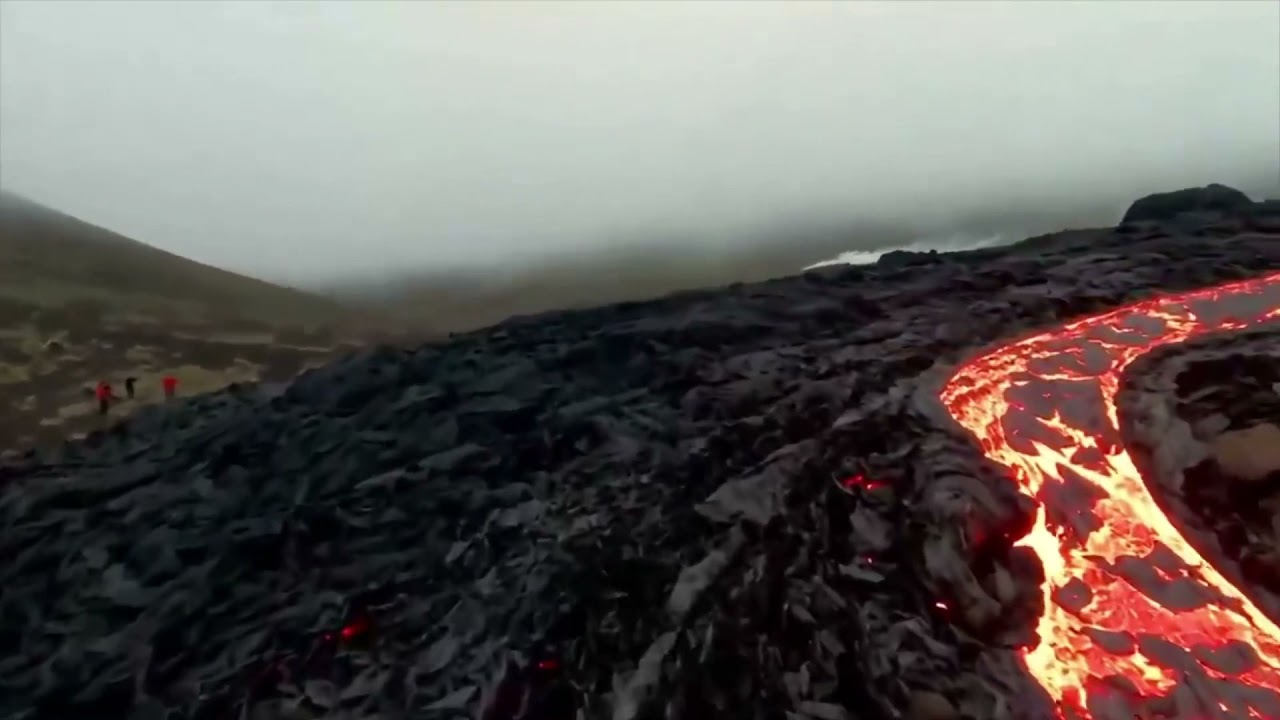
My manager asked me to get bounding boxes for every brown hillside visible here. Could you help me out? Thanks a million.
[0,190,377,452]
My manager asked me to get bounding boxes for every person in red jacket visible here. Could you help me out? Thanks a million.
[162,375,178,399]
[95,381,112,416]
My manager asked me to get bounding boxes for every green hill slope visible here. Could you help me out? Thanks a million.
[0,190,375,452]
[0,190,363,333]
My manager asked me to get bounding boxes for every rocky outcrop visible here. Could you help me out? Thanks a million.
[1120,183,1254,224]
[2,194,1280,720]
[876,248,942,269]
[1119,329,1280,619]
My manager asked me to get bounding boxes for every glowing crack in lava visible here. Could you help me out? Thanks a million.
[939,272,1280,718]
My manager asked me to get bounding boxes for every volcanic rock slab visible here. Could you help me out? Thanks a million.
[1121,328,1280,615]
[2,192,1280,720]
[1120,183,1255,225]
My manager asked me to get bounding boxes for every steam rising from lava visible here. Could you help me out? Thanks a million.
[940,272,1280,718]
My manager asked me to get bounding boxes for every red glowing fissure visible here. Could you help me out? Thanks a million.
[842,473,889,492]
[939,272,1280,717]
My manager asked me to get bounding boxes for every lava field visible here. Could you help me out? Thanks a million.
[3,186,1280,720]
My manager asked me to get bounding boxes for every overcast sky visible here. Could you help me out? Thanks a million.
[1,1,1277,285]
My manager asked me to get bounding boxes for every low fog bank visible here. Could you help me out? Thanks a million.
[319,169,1278,336]
[326,166,1280,296]
[2,1,1277,291]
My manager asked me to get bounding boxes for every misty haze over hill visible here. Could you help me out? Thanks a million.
[1,1,1277,290]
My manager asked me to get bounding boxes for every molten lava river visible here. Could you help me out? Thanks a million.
[939,272,1280,719]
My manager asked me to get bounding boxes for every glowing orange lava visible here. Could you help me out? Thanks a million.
[940,271,1280,719]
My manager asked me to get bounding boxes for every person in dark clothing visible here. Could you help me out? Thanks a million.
[124,377,137,399]
[162,375,178,399]
[95,381,111,416]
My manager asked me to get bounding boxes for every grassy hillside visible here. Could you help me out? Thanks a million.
[0,190,376,452]
[0,190,366,333]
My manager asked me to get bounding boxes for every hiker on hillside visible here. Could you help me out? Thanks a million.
[95,381,112,416]
[124,377,137,399]
[162,375,178,399]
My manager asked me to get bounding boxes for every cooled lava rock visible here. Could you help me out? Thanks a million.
[1120,182,1254,224]
[2,190,1280,720]
[876,249,941,269]
[1120,335,1280,611]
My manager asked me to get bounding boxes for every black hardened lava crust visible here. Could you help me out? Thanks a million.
[1119,329,1280,606]
[3,191,1280,720]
